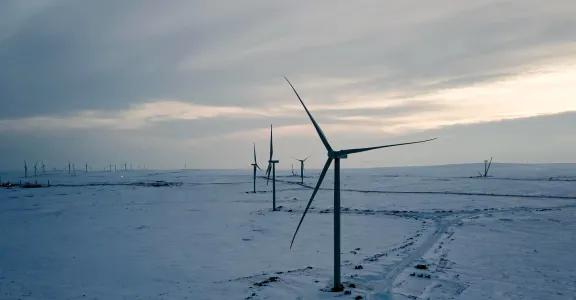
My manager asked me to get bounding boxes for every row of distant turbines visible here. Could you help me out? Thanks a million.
[22,161,47,178]
[22,161,147,177]
[250,125,310,211]
[251,77,436,292]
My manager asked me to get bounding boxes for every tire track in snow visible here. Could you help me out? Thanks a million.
[367,218,451,299]
[365,204,576,299]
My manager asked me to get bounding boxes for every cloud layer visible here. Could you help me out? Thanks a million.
[1,0,575,169]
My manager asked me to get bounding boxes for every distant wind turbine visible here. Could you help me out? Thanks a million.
[284,77,436,291]
[294,156,310,185]
[479,157,493,177]
[251,143,262,193]
[265,125,279,211]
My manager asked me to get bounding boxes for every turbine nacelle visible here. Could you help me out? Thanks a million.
[328,151,348,159]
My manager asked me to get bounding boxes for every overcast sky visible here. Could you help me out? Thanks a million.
[1,0,575,170]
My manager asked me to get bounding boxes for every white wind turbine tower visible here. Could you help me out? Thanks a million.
[285,77,436,291]
[251,143,262,193]
[265,125,279,211]
[294,156,310,185]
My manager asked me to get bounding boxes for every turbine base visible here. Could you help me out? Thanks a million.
[330,284,344,292]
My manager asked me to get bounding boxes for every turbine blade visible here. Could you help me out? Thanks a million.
[341,138,437,155]
[254,157,262,171]
[266,163,271,185]
[303,155,310,162]
[290,157,333,249]
[284,77,333,153]
[269,125,273,161]
[253,143,257,165]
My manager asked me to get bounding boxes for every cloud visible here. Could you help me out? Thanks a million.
[281,61,576,137]
[2,57,575,139]
[0,0,575,168]
[0,100,284,131]
[1,0,576,118]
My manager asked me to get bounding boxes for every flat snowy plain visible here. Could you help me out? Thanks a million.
[1,163,575,299]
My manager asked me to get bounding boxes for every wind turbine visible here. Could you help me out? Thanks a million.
[251,143,262,193]
[265,125,279,211]
[284,77,436,291]
[294,156,310,185]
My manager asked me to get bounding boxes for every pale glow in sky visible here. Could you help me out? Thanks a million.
[344,61,576,135]
[2,60,574,138]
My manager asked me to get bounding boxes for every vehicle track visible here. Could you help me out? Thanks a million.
[364,203,576,299]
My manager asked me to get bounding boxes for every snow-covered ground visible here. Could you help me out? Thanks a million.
[0,164,575,299]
